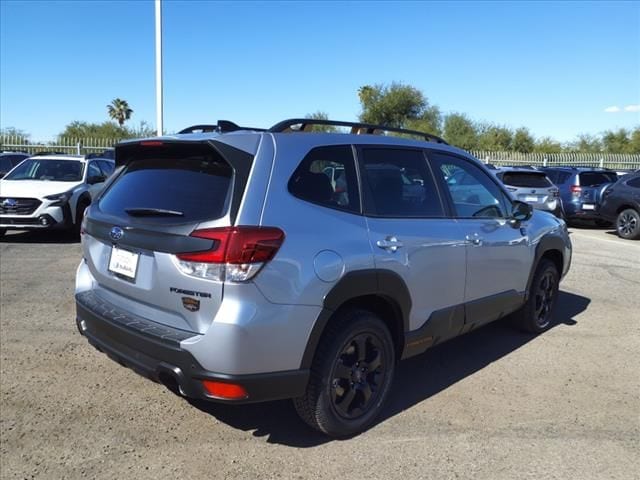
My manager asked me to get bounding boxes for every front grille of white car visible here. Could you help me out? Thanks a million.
[0,197,42,215]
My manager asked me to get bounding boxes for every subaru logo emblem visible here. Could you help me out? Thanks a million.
[110,226,124,241]
[2,198,17,208]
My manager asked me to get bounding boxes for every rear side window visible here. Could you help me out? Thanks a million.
[360,148,444,217]
[579,172,618,187]
[99,144,233,222]
[627,177,640,188]
[501,172,552,188]
[288,145,360,213]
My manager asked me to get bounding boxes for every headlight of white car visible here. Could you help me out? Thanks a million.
[44,191,71,206]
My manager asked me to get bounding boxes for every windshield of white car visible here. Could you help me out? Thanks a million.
[3,159,84,182]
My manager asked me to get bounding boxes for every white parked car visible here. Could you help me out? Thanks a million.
[0,154,115,236]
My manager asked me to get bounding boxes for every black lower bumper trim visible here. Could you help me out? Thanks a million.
[76,295,309,403]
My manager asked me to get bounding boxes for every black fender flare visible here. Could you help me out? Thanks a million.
[300,269,411,369]
[526,232,566,298]
[74,191,92,224]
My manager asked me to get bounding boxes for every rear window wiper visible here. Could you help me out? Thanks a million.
[125,207,184,217]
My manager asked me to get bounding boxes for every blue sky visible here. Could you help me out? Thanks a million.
[1,0,639,142]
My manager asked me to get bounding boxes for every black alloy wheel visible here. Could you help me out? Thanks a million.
[330,332,387,420]
[293,309,395,437]
[617,209,640,240]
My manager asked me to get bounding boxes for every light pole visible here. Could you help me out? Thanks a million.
[155,0,163,136]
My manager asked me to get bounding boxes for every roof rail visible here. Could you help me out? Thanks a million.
[178,120,265,135]
[268,118,448,144]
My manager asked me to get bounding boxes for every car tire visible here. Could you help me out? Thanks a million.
[616,208,640,240]
[512,259,560,334]
[293,309,395,438]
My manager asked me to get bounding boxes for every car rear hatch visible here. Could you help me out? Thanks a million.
[574,171,618,208]
[81,139,255,335]
[500,171,558,208]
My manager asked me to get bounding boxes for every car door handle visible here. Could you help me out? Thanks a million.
[465,234,483,246]
[376,236,403,252]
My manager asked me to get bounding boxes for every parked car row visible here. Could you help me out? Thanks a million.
[488,165,639,240]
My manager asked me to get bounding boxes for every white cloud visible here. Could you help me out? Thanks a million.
[604,105,621,113]
[624,104,640,112]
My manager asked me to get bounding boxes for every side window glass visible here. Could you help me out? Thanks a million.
[361,148,444,217]
[627,177,640,188]
[98,160,114,176]
[431,153,508,218]
[288,145,360,213]
[87,162,102,180]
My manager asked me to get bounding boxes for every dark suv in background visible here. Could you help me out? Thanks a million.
[0,152,29,177]
[598,171,640,240]
[542,167,618,226]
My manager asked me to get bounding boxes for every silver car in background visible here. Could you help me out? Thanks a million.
[494,167,564,218]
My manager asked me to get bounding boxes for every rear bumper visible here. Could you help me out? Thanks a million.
[564,203,606,221]
[75,291,309,403]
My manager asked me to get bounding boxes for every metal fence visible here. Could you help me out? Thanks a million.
[1,136,639,169]
[471,151,640,170]
[0,136,124,155]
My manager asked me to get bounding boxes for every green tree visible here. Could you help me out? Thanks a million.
[59,121,130,139]
[477,123,513,151]
[629,128,640,154]
[569,134,602,153]
[357,82,442,134]
[602,128,631,153]
[512,127,535,153]
[304,111,337,132]
[443,113,478,150]
[534,137,563,153]
[107,98,133,127]
[128,120,157,138]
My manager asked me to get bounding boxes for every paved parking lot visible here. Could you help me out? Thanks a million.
[1,228,638,480]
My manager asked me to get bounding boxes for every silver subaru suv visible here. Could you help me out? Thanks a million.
[75,119,572,437]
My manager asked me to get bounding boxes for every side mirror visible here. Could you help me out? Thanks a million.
[87,175,105,185]
[510,200,533,223]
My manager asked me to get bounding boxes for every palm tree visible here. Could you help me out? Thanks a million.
[107,98,133,127]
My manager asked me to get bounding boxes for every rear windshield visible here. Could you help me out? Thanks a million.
[500,172,552,188]
[99,144,233,222]
[579,172,617,187]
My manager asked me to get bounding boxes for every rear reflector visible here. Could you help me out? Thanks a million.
[202,380,248,400]
[175,226,285,282]
[140,141,164,146]
[570,186,582,196]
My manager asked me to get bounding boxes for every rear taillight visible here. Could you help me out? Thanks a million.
[175,226,285,282]
[570,185,582,197]
[551,188,560,198]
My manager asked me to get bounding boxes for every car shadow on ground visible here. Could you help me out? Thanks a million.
[0,230,79,244]
[189,290,590,447]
